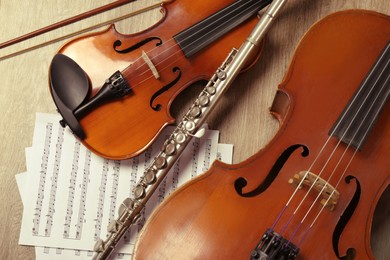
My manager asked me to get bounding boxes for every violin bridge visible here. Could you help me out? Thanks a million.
[288,171,339,211]
[142,50,160,79]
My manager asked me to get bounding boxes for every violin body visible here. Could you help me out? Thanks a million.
[133,10,390,259]
[54,0,264,159]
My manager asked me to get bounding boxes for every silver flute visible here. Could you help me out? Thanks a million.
[93,0,288,258]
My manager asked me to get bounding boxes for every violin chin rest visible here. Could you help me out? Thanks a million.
[49,53,90,139]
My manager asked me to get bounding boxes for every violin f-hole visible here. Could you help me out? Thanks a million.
[113,36,162,54]
[332,175,360,259]
[150,67,182,111]
[235,144,309,198]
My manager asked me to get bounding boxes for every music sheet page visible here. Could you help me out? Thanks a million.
[17,113,233,258]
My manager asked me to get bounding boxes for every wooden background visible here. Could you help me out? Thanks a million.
[0,0,388,259]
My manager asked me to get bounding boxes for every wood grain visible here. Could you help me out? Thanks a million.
[0,0,388,259]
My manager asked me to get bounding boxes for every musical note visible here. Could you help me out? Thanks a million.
[33,123,53,236]
[64,141,80,238]
[93,159,108,240]
[18,113,232,255]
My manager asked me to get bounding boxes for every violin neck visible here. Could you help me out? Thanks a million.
[174,0,272,58]
[330,41,390,150]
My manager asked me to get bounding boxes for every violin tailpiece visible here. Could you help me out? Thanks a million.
[251,228,300,260]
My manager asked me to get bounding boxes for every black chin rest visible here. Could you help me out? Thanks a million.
[49,53,89,139]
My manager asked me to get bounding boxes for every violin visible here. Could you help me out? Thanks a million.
[133,9,390,259]
[92,0,287,258]
[49,0,271,160]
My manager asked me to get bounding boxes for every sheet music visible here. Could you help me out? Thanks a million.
[18,113,233,257]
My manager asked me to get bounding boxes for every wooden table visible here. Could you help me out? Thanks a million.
[0,0,388,259]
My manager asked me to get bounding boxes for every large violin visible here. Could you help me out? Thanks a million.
[49,0,271,159]
[133,10,390,259]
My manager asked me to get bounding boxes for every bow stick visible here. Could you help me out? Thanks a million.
[0,1,167,61]
[0,0,137,50]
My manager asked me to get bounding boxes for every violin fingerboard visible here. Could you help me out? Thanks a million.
[330,41,390,150]
[173,0,271,58]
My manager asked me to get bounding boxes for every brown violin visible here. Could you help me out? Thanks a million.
[133,10,390,259]
[49,0,271,160]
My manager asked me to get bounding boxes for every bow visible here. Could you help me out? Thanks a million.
[0,0,167,60]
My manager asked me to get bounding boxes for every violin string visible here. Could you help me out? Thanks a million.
[295,74,389,247]
[314,73,390,219]
[279,53,389,236]
[120,0,263,87]
[293,72,389,246]
[270,43,390,233]
[291,52,390,226]
[277,132,350,235]
[118,0,264,90]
